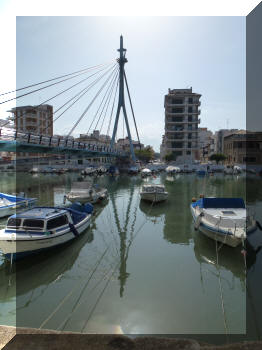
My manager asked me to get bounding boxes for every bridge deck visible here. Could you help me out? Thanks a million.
[0,129,127,157]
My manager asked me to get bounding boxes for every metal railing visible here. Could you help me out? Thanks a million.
[0,128,126,157]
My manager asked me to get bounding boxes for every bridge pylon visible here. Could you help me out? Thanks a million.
[110,36,136,162]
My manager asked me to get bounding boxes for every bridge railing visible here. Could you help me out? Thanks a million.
[0,127,126,156]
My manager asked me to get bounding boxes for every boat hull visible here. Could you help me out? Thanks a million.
[190,205,255,247]
[0,215,91,260]
[66,190,108,204]
[0,199,37,218]
[140,192,168,203]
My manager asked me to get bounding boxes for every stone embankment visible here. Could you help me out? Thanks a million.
[1,326,262,350]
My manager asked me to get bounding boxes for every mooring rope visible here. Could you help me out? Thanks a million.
[38,244,110,330]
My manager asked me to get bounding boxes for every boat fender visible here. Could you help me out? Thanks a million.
[194,212,204,230]
[69,222,79,236]
[256,220,262,231]
[84,203,94,214]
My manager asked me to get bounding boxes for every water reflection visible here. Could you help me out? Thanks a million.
[193,231,245,285]
[0,172,260,335]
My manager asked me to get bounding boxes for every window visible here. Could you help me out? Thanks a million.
[188,107,193,113]
[47,215,68,230]
[23,219,44,229]
[172,107,184,113]
[7,218,21,228]
[188,133,192,139]
[187,151,191,155]
[188,97,193,103]
[172,116,183,122]
[172,98,184,104]
[188,142,192,148]
[171,142,183,148]
[188,116,192,122]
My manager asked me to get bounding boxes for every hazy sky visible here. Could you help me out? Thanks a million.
[1,16,246,150]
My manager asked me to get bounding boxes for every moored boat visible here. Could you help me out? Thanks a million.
[65,182,108,204]
[0,202,93,260]
[0,192,37,218]
[81,167,97,176]
[141,168,152,177]
[190,197,257,247]
[140,184,168,203]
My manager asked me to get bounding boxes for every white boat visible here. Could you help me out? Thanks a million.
[141,168,152,177]
[65,182,108,204]
[81,167,97,176]
[165,166,180,174]
[190,197,257,247]
[140,184,168,203]
[0,192,37,218]
[0,202,93,260]
[224,165,242,175]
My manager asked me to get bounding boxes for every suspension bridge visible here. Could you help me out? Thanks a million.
[0,36,140,162]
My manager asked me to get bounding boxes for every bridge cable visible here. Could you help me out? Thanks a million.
[86,67,119,135]
[67,67,118,137]
[106,76,119,137]
[94,69,119,132]
[99,70,119,135]
[0,62,116,105]
[40,65,118,135]
[0,61,115,97]
[1,64,116,128]
[124,69,141,149]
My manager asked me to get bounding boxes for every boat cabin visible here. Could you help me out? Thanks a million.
[5,207,87,233]
[142,185,166,193]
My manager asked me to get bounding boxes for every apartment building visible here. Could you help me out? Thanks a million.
[214,129,238,154]
[163,88,201,162]
[198,127,214,161]
[9,104,53,136]
[224,130,262,165]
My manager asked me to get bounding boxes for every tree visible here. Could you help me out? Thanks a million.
[209,153,227,164]
[135,146,154,162]
[164,152,175,162]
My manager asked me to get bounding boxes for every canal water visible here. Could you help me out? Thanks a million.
[0,172,261,338]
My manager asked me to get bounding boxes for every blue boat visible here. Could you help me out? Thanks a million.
[0,192,37,218]
[0,202,93,260]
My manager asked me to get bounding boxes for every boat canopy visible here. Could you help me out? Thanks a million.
[197,198,245,209]
[0,192,26,203]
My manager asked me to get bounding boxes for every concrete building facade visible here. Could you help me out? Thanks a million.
[198,127,214,162]
[163,88,201,162]
[214,129,238,154]
[224,131,262,165]
[10,104,53,136]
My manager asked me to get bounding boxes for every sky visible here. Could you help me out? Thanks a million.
[0,12,254,150]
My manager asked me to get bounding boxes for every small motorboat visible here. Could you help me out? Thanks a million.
[196,169,207,176]
[65,182,108,204]
[0,202,93,260]
[141,168,152,178]
[81,167,97,176]
[190,197,257,247]
[108,165,120,176]
[128,165,139,175]
[0,192,37,218]
[140,184,168,203]
[165,166,180,174]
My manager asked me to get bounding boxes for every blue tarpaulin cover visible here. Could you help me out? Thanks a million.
[194,197,246,209]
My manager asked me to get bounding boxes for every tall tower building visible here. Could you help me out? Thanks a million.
[163,88,201,162]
